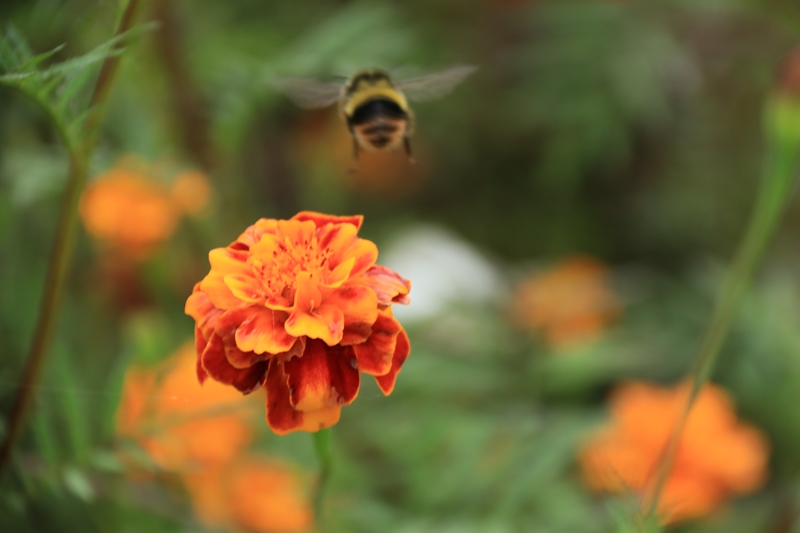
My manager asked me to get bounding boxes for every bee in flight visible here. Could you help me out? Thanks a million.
[272,65,477,163]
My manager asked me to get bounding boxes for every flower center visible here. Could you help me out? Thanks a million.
[250,235,333,303]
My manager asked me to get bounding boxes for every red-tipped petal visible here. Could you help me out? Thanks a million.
[185,286,222,339]
[375,329,410,395]
[354,312,402,376]
[283,340,360,412]
[326,285,378,346]
[360,265,411,305]
[235,308,295,355]
[292,211,363,230]
[202,335,267,394]
[285,301,344,347]
[265,359,341,435]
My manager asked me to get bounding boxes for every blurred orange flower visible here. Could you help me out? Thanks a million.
[580,381,769,524]
[513,256,619,349]
[116,343,257,471]
[185,211,411,435]
[185,457,312,533]
[80,162,211,258]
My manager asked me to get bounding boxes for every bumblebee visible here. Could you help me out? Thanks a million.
[272,65,476,162]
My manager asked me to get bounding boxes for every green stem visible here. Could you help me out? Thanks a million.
[0,0,142,476]
[644,104,800,521]
[313,428,333,529]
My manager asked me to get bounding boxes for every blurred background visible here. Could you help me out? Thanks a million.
[2,0,800,531]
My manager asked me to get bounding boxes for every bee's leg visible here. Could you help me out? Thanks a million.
[404,136,418,165]
[348,137,360,174]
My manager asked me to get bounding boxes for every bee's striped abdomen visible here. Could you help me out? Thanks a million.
[348,98,409,150]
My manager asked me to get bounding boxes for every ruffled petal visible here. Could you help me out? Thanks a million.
[283,340,360,412]
[354,312,402,376]
[201,335,267,393]
[325,285,379,346]
[317,222,358,257]
[292,211,363,230]
[277,219,316,248]
[185,285,222,339]
[235,308,295,355]
[359,265,411,305]
[285,303,344,346]
[265,359,341,435]
[236,218,278,248]
[224,273,262,303]
[200,248,253,310]
[341,238,378,278]
[375,329,410,395]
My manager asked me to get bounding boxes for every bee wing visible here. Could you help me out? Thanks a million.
[269,78,343,109]
[395,65,477,102]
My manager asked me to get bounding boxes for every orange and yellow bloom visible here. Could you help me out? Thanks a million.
[513,256,619,349]
[185,212,411,435]
[80,160,211,259]
[580,381,769,524]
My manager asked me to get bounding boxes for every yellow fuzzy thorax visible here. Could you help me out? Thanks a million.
[343,79,410,116]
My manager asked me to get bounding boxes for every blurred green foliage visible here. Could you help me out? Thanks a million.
[2,0,800,532]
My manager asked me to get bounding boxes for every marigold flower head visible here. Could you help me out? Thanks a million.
[185,211,411,435]
[513,256,619,349]
[116,343,257,471]
[80,161,212,258]
[579,381,769,524]
[184,456,312,533]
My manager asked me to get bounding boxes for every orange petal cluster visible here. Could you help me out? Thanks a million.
[513,256,619,349]
[580,381,769,524]
[80,162,211,258]
[116,343,258,471]
[185,211,411,435]
[116,344,312,532]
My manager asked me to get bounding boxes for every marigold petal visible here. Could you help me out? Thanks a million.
[236,218,278,248]
[326,285,379,346]
[224,273,262,303]
[292,272,323,313]
[325,256,355,288]
[277,219,316,248]
[292,211,363,230]
[342,238,378,278]
[265,360,341,435]
[202,335,267,393]
[375,329,410,395]
[359,265,411,305]
[185,286,222,339]
[283,340,360,412]
[194,327,209,384]
[201,248,252,310]
[316,221,358,253]
[235,309,295,355]
[285,303,344,346]
[354,312,402,376]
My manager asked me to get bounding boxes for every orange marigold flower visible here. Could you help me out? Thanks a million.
[116,343,257,471]
[513,256,619,349]
[185,211,411,435]
[579,381,769,524]
[81,168,178,257]
[184,456,312,533]
[80,162,212,258]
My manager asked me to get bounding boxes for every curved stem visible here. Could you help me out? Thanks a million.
[0,0,142,476]
[644,109,800,521]
[313,428,333,529]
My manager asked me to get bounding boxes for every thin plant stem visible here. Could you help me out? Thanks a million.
[0,0,142,476]
[644,110,800,522]
[313,428,333,529]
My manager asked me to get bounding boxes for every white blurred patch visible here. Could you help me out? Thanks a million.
[379,224,502,323]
